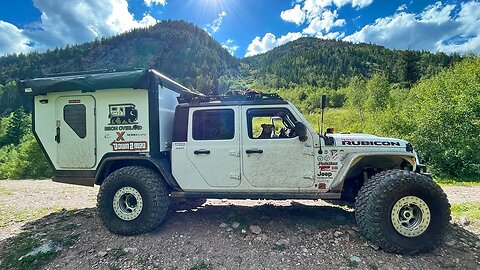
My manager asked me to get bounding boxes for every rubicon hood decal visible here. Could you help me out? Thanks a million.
[328,133,406,147]
[341,140,401,146]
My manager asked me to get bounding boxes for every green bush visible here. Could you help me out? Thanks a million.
[0,134,52,179]
[405,58,480,177]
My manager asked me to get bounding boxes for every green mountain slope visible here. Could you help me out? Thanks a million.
[240,37,462,89]
[0,21,465,115]
[0,20,237,93]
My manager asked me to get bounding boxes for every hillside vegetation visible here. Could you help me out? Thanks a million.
[0,20,477,179]
[240,37,462,90]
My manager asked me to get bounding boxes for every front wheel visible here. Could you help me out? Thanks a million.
[97,166,170,235]
[355,170,450,253]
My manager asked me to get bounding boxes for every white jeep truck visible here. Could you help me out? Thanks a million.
[20,69,450,253]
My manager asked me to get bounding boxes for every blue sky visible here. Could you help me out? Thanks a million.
[0,0,479,57]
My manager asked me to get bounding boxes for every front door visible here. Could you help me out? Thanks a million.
[56,96,96,168]
[241,106,315,188]
[186,107,241,187]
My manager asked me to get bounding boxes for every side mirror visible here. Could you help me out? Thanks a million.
[294,122,308,142]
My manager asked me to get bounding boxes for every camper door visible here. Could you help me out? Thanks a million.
[55,96,96,168]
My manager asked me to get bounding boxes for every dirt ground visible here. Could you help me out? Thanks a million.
[0,180,479,270]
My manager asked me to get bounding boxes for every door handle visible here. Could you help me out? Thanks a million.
[246,149,263,154]
[194,149,210,155]
[55,127,60,143]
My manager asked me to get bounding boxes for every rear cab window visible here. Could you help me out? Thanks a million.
[192,109,235,140]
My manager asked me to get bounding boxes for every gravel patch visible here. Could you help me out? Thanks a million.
[0,180,479,270]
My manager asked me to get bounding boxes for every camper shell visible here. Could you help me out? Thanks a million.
[19,69,202,186]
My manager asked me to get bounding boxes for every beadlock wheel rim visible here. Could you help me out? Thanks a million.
[113,187,143,221]
[391,196,431,237]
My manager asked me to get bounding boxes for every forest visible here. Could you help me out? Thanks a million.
[0,21,478,180]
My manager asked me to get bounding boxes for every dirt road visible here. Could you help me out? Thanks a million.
[0,180,479,270]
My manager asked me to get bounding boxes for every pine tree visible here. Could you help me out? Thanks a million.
[4,107,30,145]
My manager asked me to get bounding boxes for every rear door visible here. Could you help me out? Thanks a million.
[55,96,96,168]
[186,107,241,187]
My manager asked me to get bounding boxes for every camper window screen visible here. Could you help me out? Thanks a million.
[63,104,87,138]
[192,109,234,140]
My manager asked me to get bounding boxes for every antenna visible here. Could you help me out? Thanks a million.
[320,95,327,135]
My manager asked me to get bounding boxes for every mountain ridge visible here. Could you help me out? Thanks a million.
[0,20,463,114]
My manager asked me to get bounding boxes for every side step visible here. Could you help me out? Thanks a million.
[170,191,341,200]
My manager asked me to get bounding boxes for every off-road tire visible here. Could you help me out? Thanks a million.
[97,166,169,235]
[355,170,450,253]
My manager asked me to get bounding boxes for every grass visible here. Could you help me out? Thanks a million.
[0,204,65,228]
[60,223,78,231]
[0,187,14,195]
[346,257,359,268]
[0,207,82,270]
[137,255,149,266]
[111,248,127,259]
[50,233,80,247]
[451,203,480,228]
[435,177,480,186]
[273,244,286,251]
[190,261,212,270]
[0,232,59,270]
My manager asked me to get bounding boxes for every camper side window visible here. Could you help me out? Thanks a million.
[63,104,87,138]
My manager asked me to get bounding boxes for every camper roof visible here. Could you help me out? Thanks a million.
[18,69,202,99]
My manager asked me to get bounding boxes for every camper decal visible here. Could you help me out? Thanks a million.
[108,103,138,125]
[110,141,148,151]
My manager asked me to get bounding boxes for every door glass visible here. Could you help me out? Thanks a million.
[63,104,86,138]
[247,108,297,139]
[192,109,235,140]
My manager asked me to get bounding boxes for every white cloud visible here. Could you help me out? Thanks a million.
[245,32,303,57]
[144,0,166,7]
[344,1,480,54]
[0,0,158,56]
[280,4,306,25]
[0,21,30,55]
[303,9,345,34]
[222,39,239,56]
[207,11,227,34]
[351,0,373,9]
[332,0,350,8]
[316,31,345,40]
[279,0,366,41]
[420,2,455,23]
[251,0,363,56]
[300,0,373,17]
[397,4,407,12]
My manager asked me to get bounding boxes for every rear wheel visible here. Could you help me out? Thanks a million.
[355,170,450,253]
[97,166,170,235]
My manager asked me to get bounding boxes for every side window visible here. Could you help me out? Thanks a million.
[192,109,235,140]
[63,104,87,138]
[247,108,298,139]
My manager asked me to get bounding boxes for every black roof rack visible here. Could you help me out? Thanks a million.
[184,92,284,104]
